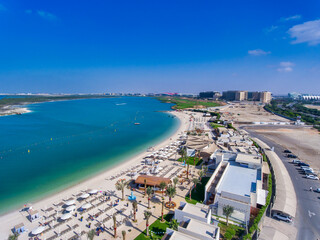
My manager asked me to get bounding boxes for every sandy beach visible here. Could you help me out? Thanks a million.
[0,105,31,116]
[0,110,191,239]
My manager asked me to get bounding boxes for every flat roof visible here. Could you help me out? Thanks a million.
[185,218,219,239]
[217,163,257,197]
[168,231,199,240]
[236,153,262,165]
[182,203,208,219]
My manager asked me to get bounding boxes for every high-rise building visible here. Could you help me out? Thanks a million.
[248,91,260,101]
[235,91,248,101]
[260,91,272,103]
[199,91,221,100]
[222,91,237,101]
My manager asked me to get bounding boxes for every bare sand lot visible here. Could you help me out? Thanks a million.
[304,104,320,110]
[219,102,290,123]
[249,126,320,171]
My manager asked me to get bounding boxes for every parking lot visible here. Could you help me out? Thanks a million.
[246,128,320,240]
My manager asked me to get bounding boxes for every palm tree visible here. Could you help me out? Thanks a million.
[87,229,95,240]
[192,177,201,192]
[189,178,201,200]
[159,181,167,199]
[122,230,126,240]
[173,177,179,189]
[144,179,147,196]
[169,219,179,231]
[186,164,190,179]
[223,205,234,226]
[132,201,138,222]
[202,166,208,176]
[146,187,153,209]
[197,170,204,181]
[144,210,152,236]
[165,185,176,208]
[115,179,128,201]
[113,213,117,238]
[8,234,18,240]
[161,200,165,222]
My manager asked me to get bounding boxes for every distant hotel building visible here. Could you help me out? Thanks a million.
[288,92,320,101]
[199,91,221,100]
[222,91,272,103]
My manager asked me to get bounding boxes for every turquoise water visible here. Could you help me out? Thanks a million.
[0,97,178,214]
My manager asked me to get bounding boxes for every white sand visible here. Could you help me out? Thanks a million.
[0,106,31,116]
[0,111,191,239]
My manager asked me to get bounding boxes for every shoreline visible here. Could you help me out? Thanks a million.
[0,95,115,117]
[0,110,190,238]
[0,105,32,116]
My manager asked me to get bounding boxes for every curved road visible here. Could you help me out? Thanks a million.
[244,127,320,240]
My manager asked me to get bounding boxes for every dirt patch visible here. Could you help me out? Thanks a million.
[252,127,320,171]
[220,102,289,123]
[304,104,320,110]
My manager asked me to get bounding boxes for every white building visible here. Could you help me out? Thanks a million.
[163,202,220,240]
[204,152,269,224]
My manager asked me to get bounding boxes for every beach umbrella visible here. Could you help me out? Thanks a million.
[88,189,98,194]
[65,200,75,206]
[81,203,92,210]
[60,213,72,220]
[66,205,76,212]
[32,226,45,235]
[80,193,90,199]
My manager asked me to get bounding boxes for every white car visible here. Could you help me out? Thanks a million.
[306,175,319,180]
[273,213,293,223]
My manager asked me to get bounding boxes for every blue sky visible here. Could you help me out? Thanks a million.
[0,1,320,94]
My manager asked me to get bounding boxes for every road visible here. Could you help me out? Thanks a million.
[244,127,320,240]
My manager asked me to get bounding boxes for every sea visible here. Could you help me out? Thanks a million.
[0,97,179,214]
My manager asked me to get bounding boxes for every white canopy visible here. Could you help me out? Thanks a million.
[32,226,45,235]
[80,193,89,199]
[88,189,98,194]
[81,203,92,209]
[66,205,76,212]
[65,200,75,206]
[60,213,72,220]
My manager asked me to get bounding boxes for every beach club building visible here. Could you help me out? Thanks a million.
[135,175,171,192]
[204,151,270,224]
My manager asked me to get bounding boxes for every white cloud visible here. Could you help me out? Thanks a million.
[288,19,320,45]
[282,15,301,21]
[37,10,57,21]
[265,25,278,33]
[0,3,7,11]
[277,62,295,72]
[248,49,271,56]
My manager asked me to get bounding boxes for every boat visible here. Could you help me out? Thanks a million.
[134,123,140,125]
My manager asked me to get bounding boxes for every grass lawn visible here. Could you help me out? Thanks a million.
[210,122,224,129]
[156,97,221,110]
[178,157,202,166]
[135,214,173,240]
[218,221,245,240]
[185,177,210,204]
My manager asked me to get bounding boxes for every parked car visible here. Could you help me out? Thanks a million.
[299,162,310,167]
[301,167,313,171]
[287,154,297,158]
[315,188,320,193]
[304,169,315,175]
[273,213,293,223]
[306,175,319,180]
[284,149,292,153]
[292,159,301,164]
